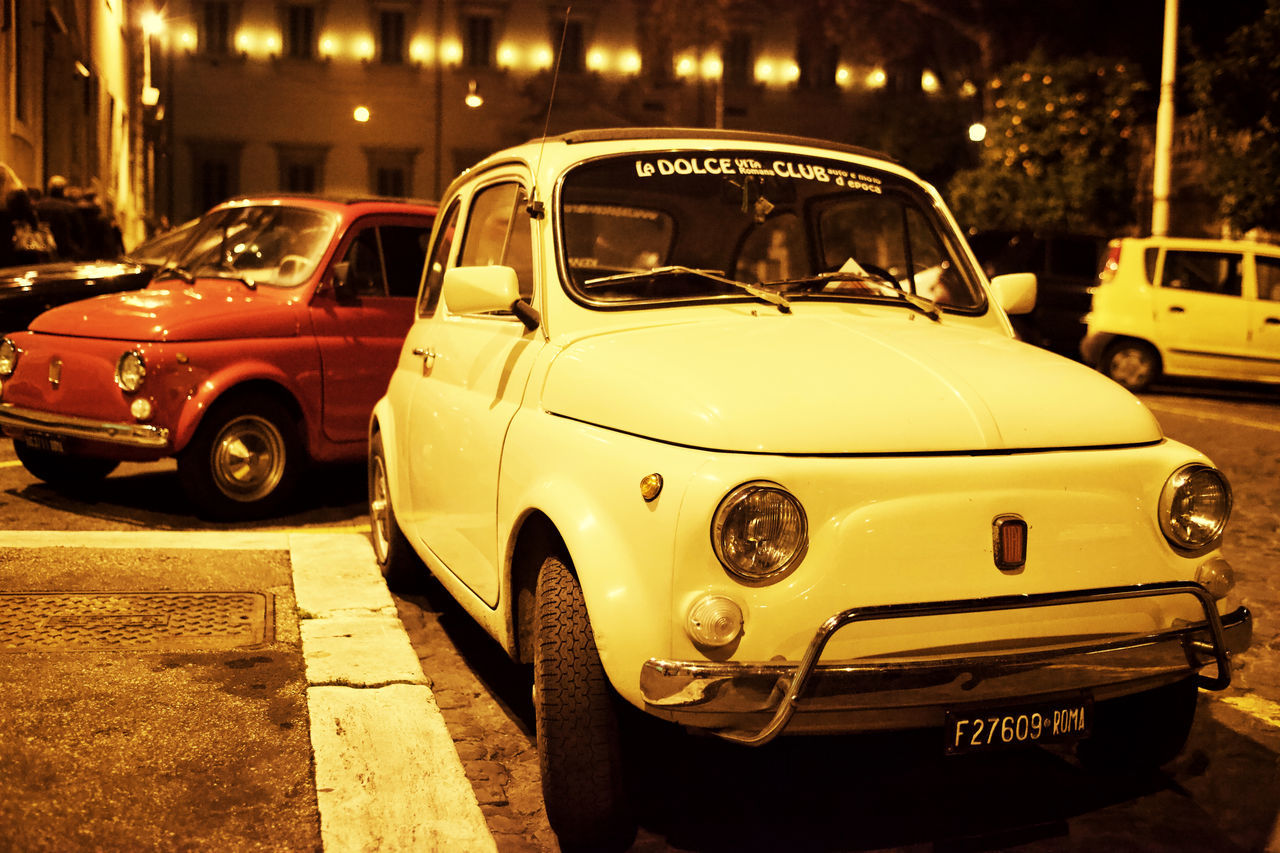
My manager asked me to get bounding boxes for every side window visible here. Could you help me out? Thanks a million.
[1256,256,1280,302]
[1160,250,1242,297]
[379,224,432,297]
[418,200,460,316]
[338,228,386,296]
[458,182,534,300]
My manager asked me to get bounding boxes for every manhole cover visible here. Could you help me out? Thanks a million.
[0,592,270,651]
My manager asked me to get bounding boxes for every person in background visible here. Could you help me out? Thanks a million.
[35,175,84,261]
[0,163,54,266]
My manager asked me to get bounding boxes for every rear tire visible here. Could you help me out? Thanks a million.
[534,555,632,850]
[368,431,423,592]
[178,393,302,520]
[14,441,119,485]
[1077,677,1199,774]
[1102,339,1160,392]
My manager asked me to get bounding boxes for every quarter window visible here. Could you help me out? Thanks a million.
[1257,256,1280,302]
[419,200,460,316]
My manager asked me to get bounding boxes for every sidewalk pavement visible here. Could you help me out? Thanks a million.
[0,530,495,852]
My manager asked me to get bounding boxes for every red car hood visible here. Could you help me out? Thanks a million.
[27,279,304,342]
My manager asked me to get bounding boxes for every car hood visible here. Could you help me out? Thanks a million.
[540,312,1161,454]
[27,278,304,342]
[0,259,153,290]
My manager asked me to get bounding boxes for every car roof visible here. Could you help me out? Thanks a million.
[1116,234,1280,255]
[211,194,438,217]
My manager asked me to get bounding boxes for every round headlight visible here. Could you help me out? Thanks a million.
[1159,464,1231,552]
[0,337,18,376]
[115,350,146,393]
[711,481,808,580]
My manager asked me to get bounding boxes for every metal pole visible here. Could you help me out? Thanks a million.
[1151,0,1177,236]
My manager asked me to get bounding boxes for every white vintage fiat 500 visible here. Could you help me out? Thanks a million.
[368,128,1250,846]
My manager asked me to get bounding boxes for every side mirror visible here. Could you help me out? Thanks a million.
[990,272,1037,315]
[330,261,357,302]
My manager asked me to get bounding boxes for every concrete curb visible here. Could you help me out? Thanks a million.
[290,532,497,853]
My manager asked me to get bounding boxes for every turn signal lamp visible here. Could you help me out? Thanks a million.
[1195,557,1235,600]
[686,595,744,648]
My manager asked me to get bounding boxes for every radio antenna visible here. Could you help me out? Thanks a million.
[528,5,571,218]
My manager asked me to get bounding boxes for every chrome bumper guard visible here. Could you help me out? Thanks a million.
[0,402,169,449]
[640,582,1252,746]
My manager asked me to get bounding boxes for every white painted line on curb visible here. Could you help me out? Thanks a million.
[1217,693,1280,730]
[0,530,292,549]
[291,533,496,853]
[0,528,496,852]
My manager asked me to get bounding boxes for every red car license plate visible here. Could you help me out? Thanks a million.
[945,695,1092,755]
[23,431,66,454]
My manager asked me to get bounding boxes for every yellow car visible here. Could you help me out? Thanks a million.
[367,129,1250,847]
[1083,235,1280,391]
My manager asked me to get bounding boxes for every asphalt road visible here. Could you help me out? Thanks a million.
[0,379,1278,851]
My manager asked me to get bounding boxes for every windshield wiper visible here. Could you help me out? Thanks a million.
[780,270,941,322]
[585,265,791,313]
[153,264,196,284]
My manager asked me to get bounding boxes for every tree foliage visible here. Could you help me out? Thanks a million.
[1187,0,1280,233]
[946,55,1147,234]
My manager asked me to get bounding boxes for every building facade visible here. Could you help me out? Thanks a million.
[0,0,141,241]
[152,0,976,224]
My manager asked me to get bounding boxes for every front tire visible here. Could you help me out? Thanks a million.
[534,555,632,849]
[368,431,422,592]
[178,393,302,520]
[1102,339,1160,392]
[1077,677,1199,774]
[14,441,119,485]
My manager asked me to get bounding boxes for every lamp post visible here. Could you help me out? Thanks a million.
[1151,0,1177,237]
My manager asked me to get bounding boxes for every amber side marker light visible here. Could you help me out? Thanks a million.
[640,473,663,502]
[993,514,1027,570]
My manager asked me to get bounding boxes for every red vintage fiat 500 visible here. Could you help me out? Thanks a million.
[0,195,435,519]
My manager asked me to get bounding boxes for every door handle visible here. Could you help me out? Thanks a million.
[1168,305,1185,313]
[1266,317,1280,326]
[411,347,437,372]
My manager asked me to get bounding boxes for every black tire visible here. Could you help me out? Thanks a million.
[177,393,303,520]
[368,431,423,592]
[1077,677,1199,774]
[1102,339,1160,392]
[14,440,119,485]
[534,555,632,850]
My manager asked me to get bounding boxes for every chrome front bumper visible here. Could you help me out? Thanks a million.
[640,582,1252,746]
[0,402,170,449]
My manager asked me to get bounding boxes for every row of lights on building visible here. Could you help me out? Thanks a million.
[151,19,950,94]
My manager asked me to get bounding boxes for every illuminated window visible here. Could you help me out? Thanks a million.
[723,32,752,88]
[377,9,406,65]
[463,15,493,68]
[282,4,318,61]
[198,1,234,56]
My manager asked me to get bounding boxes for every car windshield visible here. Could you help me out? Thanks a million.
[559,150,982,312]
[174,205,338,288]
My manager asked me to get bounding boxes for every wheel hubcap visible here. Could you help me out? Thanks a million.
[211,415,286,501]
[1111,349,1152,387]
[370,456,392,562]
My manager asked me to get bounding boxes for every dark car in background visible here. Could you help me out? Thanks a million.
[968,231,1109,358]
[0,218,199,334]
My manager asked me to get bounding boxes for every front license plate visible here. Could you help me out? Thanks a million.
[945,695,1093,755]
[22,431,66,454]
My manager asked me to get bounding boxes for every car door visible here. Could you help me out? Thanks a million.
[400,177,541,606]
[1151,248,1251,374]
[309,216,433,443]
[1249,254,1280,379]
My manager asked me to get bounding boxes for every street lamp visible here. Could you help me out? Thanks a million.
[141,9,164,107]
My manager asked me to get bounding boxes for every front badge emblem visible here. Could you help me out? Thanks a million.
[993,514,1027,571]
[47,358,62,389]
